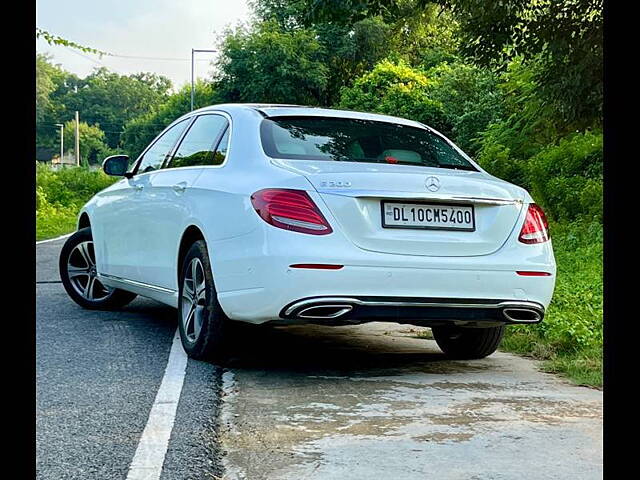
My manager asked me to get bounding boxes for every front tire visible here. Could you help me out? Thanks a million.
[432,325,505,359]
[178,240,234,360]
[59,228,137,310]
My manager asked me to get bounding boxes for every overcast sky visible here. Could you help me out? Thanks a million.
[36,0,252,89]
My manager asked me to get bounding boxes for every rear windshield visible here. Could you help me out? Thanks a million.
[260,116,477,171]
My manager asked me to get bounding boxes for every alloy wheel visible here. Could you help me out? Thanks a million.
[67,240,112,301]
[181,258,207,343]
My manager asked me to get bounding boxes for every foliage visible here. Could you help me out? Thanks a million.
[338,59,503,155]
[447,0,603,127]
[424,61,502,155]
[121,82,215,160]
[526,131,603,223]
[36,163,118,240]
[61,68,172,148]
[36,28,108,56]
[36,54,56,123]
[213,21,328,105]
[62,121,115,165]
[36,54,80,149]
[35,55,172,152]
[36,195,79,241]
[338,60,446,129]
[308,0,602,127]
[501,220,603,387]
[306,0,430,25]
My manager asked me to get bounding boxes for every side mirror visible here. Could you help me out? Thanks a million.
[102,155,131,177]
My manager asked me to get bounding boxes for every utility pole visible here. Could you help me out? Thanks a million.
[190,48,217,111]
[75,111,80,167]
[55,123,64,163]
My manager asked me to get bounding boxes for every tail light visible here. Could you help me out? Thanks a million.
[251,189,333,235]
[518,204,550,244]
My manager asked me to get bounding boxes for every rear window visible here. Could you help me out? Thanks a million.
[260,116,477,171]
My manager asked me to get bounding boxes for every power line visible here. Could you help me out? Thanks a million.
[64,46,117,71]
[38,28,218,62]
[57,44,214,63]
[108,53,213,62]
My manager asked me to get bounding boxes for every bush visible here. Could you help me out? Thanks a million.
[501,220,603,386]
[424,61,503,155]
[526,130,603,222]
[36,163,116,209]
[36,163,117,240]
[338,60,448,130]
[338,60,504,158]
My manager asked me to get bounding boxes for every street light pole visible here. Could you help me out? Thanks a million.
[75,111,80,167]
[191,48,194,111]
[55,123,64,163]
[190,48,217,111]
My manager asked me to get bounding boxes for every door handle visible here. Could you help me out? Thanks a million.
[172,182,187,193]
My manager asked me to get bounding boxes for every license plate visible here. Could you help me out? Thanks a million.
[382,201,475,231]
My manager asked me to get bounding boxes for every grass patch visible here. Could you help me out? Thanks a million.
[500,220,603,388]
[36,163,117,241]
[36,203,79,241]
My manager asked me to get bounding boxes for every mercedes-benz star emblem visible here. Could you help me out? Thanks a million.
[425,176,440,192]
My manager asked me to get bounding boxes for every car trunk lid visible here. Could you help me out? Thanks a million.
[272,159,525,257]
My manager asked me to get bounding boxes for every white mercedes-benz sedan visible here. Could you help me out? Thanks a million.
[59,104,556,360]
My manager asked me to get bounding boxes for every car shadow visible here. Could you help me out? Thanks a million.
[220,323,491,378]
[112,301,492,378]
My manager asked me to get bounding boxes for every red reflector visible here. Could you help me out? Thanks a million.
[385,156,399,164]
[290,264,344,270]
[516,271,552,276]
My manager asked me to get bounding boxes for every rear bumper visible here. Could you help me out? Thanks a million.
[210,217,556,325]
[215,261,555,325]
[277,295,544,327]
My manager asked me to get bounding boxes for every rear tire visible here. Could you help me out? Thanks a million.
[59,227,137,310]
[177,240,234,361]
[432,325,505,359]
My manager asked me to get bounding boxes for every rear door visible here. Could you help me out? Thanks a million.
[136,113,230,290]
[262,116,524,257]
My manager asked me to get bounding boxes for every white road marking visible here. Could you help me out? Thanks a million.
[36,233,72,244]
[220,370,240,480]
[126,329,188,480]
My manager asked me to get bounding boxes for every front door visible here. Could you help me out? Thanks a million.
[94,118,192,283]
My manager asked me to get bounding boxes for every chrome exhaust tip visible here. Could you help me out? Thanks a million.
[502,307,542,324]
[297,304,353,319]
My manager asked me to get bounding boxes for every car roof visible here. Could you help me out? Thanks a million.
[193,103,429,130]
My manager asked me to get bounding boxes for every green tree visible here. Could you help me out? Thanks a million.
[442,0,603,127]
[61,68,172,148]
[214,21,328,105]
[36,54,81,149]
[121,82,215,160]
[36,54,55,123]
[338,60,447,130]
[63,121,113,165]
[309,0,602,127]
[425,61,502,155]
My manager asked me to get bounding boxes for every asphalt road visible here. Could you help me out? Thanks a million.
[37,236,602,480]
[36,237,224,480]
